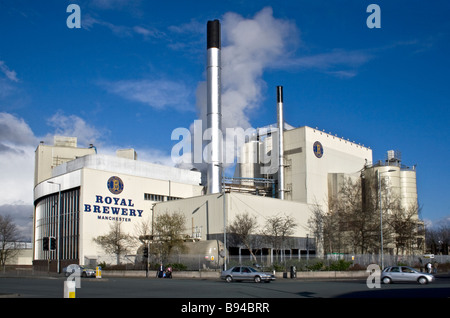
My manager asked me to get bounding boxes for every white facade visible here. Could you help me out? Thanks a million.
[154,192,312,241]
[284,126,372,205]
[33,140,203,268]
[239,126,373,208]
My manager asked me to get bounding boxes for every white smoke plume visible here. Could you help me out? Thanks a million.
[188,8,297,173]
[196,7,297,131]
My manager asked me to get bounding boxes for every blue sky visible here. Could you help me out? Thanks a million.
[0,0,449,238]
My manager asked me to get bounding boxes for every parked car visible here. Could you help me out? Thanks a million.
[63,264,96,278]
[221,266,275,283]
[381,266,434,285]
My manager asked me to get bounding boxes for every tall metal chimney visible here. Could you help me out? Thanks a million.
[277,86,285,199]
[206,20,222,194]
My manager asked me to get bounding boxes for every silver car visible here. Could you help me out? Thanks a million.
[381,266,434,285]
[221,266,275,283]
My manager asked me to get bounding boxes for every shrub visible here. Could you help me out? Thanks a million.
[348,263,366,271]
[166,263,187,271]
[306,261,325,271]
[327,259,353,271]
[97,262,108,269]
[271,263,286,272]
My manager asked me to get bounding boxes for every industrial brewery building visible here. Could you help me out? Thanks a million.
[32,124,379,270]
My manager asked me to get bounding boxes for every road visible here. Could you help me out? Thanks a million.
[1,275,448,315]
[1,274,449,298]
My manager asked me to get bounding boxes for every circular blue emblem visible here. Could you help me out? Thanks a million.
[107,176,124,194]
[313,141,324,158]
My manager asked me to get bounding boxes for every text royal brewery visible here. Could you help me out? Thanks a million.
[84,195,144,222]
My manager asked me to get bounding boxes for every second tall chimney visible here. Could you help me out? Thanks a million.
[277,86,285,200]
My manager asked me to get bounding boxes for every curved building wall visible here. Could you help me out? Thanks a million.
[365,165,418,214]
[400,169,418,214]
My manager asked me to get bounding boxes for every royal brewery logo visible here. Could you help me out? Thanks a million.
[313,141,324,158]
[107,176,124,194]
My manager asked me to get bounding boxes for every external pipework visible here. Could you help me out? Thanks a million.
[277,86,285,200]
[206,20,222,194]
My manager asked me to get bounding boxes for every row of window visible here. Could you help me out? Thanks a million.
[144,193,181,202]
[35,188,80,261]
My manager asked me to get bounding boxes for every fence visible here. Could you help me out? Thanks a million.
[90,253,450,272]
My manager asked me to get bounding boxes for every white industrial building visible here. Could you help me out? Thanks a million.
[33,122,376,269]
[33,136,203,271]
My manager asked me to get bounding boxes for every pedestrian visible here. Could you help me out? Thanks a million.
[157,263,164,278]
[165,266,172,278]
[426,262,432,274]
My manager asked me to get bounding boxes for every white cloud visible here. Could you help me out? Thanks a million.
[0,112,37,150]
[101,79,194,112]
[82,15,134,37]
[0,147,34,205]
[0,113,36,206]
[285,49,373,75]
[0,204,33,241]
[45,112,106,147]
[82,14,165,40]
[0,61,19,82]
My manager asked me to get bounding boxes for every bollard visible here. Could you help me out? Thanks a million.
[64,280,76,298]
[96,266,102,278]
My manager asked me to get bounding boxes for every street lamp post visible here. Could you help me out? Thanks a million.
[377,169,395,270]
[47,181,61,274]
[215,164,227,271]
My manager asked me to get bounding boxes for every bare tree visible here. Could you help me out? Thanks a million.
[307,201,326,257]
[263,214,297,261]
[426,219,449,255]
[326,173,424,256]
[227,212,259,262]
[387,203,422,255]
[0,214,22,271]
[328,176,380,254]
[93,221,134,265]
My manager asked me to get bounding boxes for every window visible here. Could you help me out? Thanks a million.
[144,193,182,201]
[401,267,414,273]
[144,193,164,201]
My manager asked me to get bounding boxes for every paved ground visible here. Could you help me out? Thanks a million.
[1,273,449,298]
[1,274,448,315]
